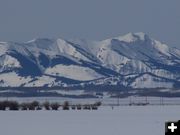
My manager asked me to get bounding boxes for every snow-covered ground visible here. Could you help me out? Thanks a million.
[45,64,103,81]
[0,106,179,135]
[1,97,180,105]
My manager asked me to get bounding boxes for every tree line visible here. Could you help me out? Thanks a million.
[0,100,101,111]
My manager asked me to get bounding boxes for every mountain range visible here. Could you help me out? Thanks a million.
[0,32,180,89]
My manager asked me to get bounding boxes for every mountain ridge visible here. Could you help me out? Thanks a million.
[0,32,180,89]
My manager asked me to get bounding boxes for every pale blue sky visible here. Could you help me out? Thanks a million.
[0,0,179,48]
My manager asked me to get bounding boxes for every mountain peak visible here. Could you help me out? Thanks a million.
[115,32,148,43]
[134,32,147,40]
[26,38,54,44]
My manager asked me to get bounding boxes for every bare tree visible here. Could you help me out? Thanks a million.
[0,101,6,110]
[20,102,29,110]
[8,101,19,110]
[63,101,69,110]
[50,102,59,110]
[29,101,40,110]
[43,101,50,110]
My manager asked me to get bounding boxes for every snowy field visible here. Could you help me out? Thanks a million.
[0,106,179,135]
[1,96,180,105]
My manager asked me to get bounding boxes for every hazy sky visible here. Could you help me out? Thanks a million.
[0,0,179,48]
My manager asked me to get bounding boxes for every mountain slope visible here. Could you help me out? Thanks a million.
[0,33,180,89]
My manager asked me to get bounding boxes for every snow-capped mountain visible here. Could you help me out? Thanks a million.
[0,32,180,89]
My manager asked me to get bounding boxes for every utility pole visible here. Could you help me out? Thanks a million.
[117,93,120,106]
[145,96,148,104]
[160,97,164,105]
[129,96,132,105]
